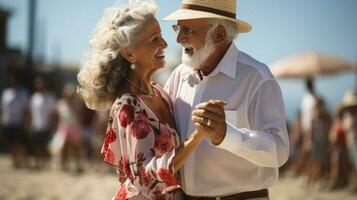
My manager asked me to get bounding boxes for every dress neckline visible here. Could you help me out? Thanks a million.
[116,82,176,131]
[138,89,175,128]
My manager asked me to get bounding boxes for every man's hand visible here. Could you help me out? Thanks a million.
[192,100,227,145]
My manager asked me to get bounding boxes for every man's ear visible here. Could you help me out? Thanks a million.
[119,48,136,64]
[214,25,227,43]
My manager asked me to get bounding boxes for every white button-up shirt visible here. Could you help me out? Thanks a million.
[300,92,316,134]
[164,43,289,197]
[30,92,56,131]
[1,88,29,127]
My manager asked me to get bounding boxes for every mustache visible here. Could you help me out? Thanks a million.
[181,43,195,49]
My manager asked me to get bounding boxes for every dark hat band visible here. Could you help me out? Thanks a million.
[181,4,236,19]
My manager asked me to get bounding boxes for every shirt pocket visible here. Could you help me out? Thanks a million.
[224,109,238,126]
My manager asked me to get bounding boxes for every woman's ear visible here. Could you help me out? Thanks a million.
[119,48,136,64]
[214,25,227,43]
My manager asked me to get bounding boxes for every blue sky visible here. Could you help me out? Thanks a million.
[1,0,356,121]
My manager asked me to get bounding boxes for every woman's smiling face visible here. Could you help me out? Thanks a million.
[131,18,168,71]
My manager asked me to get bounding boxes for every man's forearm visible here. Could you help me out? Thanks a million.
[216,122,289,167]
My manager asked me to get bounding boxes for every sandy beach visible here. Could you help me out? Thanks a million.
[270,174,357,200]
[0,155,117,200]
[0,155,356,200]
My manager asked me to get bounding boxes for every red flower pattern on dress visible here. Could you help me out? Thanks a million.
[104,148,115,164]
[102,127,117,164]
[158,168,179,187]
[154,124,176,156]
[139,167,153,187]
[119,104,134,127]
[119,155,131,179]
[114,186,127,200]
[131,111,151,139]
[105,127,117,144]
[136,152,145,167]
[104,90,181,200]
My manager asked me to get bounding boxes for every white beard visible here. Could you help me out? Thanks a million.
[181,32,215,70]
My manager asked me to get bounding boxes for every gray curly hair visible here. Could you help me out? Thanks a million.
[77,1,158,111]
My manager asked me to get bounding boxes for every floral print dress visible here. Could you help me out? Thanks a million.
[101,83,181,200]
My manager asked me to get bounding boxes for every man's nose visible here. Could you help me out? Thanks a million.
[176,30,188,44]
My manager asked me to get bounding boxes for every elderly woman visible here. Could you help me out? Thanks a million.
[77,1,206,200]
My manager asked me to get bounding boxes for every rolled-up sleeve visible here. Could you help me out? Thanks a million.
[217,79,289,167]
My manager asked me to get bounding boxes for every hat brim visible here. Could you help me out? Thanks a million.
[163,8,252,33]
[337,104,357,116]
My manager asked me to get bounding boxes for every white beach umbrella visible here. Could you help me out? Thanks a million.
[269,51,357,79]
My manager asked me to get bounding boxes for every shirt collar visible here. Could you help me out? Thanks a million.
[180,43,239,83]
[181,67,202,85]
[206,42,238,80]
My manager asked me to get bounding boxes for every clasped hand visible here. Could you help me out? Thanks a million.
[192,100,227,145]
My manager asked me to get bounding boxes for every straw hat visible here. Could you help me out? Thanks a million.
[163,0,252,33]
[337,90,357,114]
[341,90,357,108]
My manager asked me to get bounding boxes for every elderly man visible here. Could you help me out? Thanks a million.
[164,0,289,199]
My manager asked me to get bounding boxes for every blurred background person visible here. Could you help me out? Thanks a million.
[29,76,57,170]
[295,77,318,176]
[288,111,304,175]
[328,103,351,190]
[54,84,83,173]
[0,72,30,168]
[92,110,111,172]
[301,78,318,136]
[338,90,357,192]
[307,97,332,186]
[77,101,96,166]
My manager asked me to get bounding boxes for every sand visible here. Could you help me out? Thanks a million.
[0,155,356,200]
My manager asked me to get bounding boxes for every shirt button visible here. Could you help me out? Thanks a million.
[128,186,134,192]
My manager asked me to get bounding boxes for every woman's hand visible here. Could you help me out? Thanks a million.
[192,100,227,145]
[171,100,227,173]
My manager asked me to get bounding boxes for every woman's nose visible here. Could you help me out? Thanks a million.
[160,37,168,48]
